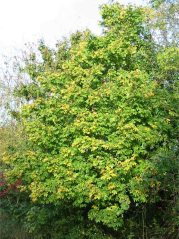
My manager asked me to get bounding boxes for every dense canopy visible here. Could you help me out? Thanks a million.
[1,1,178,238]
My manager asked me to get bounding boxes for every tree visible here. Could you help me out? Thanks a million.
[2,2,178,238]
[149,0,179,46]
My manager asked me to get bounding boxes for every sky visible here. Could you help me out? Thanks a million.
[0,0,145,56]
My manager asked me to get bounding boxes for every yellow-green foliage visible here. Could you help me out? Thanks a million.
[3,3,178,230]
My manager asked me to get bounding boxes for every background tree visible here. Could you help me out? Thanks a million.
[149,0,179,46]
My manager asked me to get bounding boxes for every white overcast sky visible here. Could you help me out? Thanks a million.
[0,0,144,57]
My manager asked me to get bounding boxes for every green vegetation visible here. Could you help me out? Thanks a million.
[0,1,178,238]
